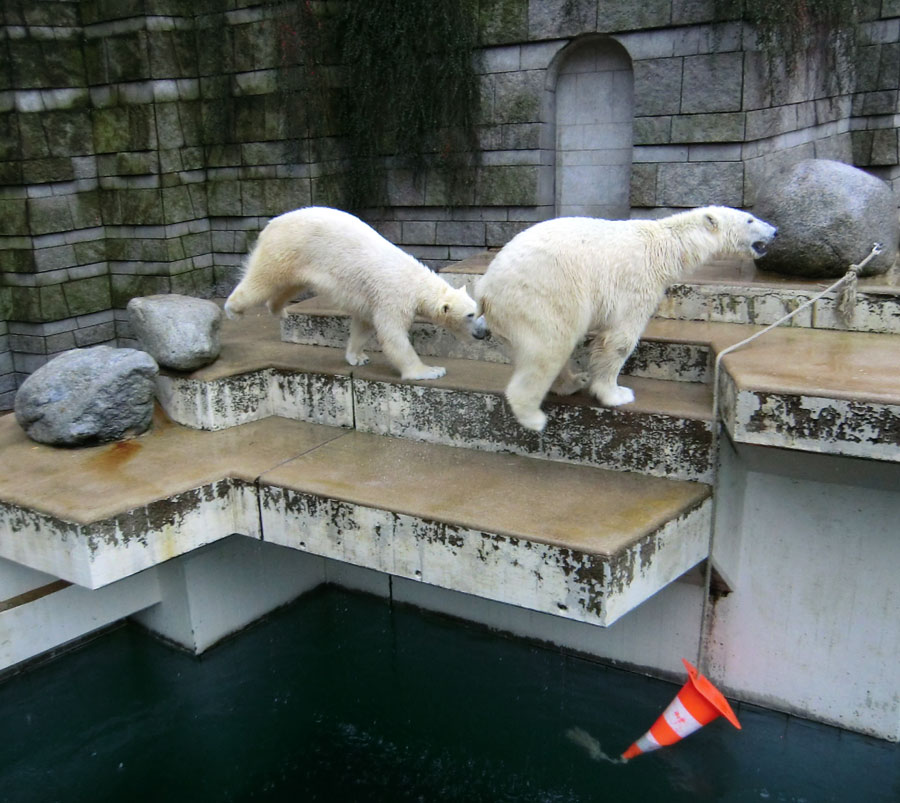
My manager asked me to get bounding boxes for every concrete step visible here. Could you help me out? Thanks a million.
[0,413,711,628]
[350,356,715,483]
[166,308,900,466]
[281,299,712,384]
[159,314,715,481]
[259,429,711,627]
[441,252,900,335]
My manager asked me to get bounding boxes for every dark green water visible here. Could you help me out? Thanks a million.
[2,587,897,802]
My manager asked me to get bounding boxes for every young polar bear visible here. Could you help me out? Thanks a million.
[225,206,486,380]
[475,206,777,431]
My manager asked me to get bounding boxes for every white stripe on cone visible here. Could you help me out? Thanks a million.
[662,694,703,738]
[633,731,661,755]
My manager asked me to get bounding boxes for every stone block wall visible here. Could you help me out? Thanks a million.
[1,1,898,408]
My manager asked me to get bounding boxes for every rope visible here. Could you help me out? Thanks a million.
[695,242,883,674]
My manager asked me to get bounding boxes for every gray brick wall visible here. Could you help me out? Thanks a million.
[1,0,898,408]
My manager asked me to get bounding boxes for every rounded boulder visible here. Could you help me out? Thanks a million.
[753,159,899,278]
[14,346,159,447]
[127,294,223,371]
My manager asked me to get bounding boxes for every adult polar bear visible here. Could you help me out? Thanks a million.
[476,206,777,431]
[225,206,486,380]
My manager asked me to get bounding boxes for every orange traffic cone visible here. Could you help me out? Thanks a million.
[621,659,741,760]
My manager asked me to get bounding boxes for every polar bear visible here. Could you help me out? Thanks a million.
[225,206,487,380]
[475,206,777,431]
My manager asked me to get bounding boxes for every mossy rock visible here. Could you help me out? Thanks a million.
[478,0,528,44]
[0,248,35,274]
[27,196,74,236]
[63,277,113,317]
[0,200,29,237]
[476,165,539,206]
[93,107,131,153]
[9,287,42,323]
[111,274,172,309]
[106,32,151,83]
[45,111,94,156]
[39,284,70,322]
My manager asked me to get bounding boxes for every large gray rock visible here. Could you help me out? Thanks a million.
[754,159,899,278]
[14,346,158,446]
[127,294,223,371]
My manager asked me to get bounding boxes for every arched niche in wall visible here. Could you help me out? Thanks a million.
[549,36,634,219]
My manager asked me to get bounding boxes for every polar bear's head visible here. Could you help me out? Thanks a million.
[432,284,488,341]
[700,206,778,259]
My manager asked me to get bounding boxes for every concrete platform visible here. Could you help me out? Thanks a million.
[0,413,343,588]
[208,306,900,465]
[0,412,710,627]
[351,356,715,482]
[260,431,711,627]
[717,326,900,460]
[280,298,900,464]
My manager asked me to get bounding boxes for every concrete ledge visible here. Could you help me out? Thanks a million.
[0,478,256,589]
[721,378,900,461]
[258,431,712,627]
[0,414,711,627]
[352,362,715,482]
[649,273,900,334]
[166,308,900,467]
[717,326,900,460]
[157,368,354,431]
[0,415,344,587]
[158,313,717,480]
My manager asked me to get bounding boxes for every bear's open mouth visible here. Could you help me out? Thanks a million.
[751,240,769,258]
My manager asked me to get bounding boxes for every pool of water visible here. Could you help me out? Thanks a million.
[2,586,898,802]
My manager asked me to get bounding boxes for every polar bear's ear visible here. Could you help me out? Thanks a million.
[704,212,719,232]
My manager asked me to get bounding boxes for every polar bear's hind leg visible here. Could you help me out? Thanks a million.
[505,338,574,431]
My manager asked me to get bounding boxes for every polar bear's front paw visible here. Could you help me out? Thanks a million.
[594,384,635,407]
[404,365,446,380]
[345,352,370,366]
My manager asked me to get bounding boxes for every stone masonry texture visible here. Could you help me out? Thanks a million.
[0,1,898,408]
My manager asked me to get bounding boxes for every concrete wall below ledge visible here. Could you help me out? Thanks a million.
[3,435,899,742]
[326,427,900,744]
[322,431,900,743]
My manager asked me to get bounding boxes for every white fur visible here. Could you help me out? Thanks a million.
[225,206,485,380]
[475,206,777,431]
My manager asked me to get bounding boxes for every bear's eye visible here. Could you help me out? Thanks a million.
[442,303,450,314]
[466,313,475,319]
[747,217,753,224]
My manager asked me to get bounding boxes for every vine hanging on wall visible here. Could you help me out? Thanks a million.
[730,0,860,97]
[270,0,480,211]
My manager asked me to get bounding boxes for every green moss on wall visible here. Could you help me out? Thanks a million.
[270,0,480,210]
